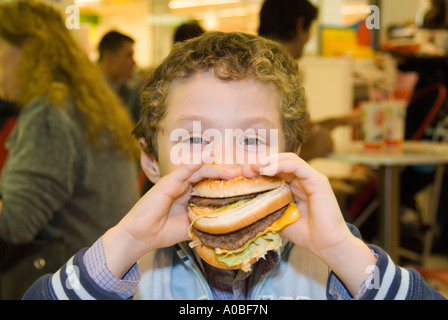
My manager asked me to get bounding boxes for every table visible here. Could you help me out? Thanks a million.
[330,141,448,263]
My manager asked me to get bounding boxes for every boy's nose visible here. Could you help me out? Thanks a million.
[209,139,237,165]
[211,139,258,166]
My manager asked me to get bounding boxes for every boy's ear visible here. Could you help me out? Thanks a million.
[139,138,161,184]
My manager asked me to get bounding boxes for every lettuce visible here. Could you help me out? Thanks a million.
[214,232,283,272]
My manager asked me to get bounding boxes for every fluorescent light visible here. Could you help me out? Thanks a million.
[218,7,247,17]
[341,4,369,15]
[74,0,101,5]
[169,0,239,9]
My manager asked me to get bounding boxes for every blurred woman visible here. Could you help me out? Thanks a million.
[0,0,140,298]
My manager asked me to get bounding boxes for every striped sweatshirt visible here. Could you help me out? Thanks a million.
[22,234,446,300]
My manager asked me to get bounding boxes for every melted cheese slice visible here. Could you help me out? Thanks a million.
[261,202,301,234]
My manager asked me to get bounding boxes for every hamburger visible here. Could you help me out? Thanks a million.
[187,176,300,272]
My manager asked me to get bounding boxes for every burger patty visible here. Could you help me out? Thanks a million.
[189,192,265,208]
[193,206,287,251]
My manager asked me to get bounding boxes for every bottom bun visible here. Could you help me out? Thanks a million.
[191,234,258,271]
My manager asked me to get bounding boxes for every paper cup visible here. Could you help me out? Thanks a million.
[382,99,407,148]
[361,101,385,149]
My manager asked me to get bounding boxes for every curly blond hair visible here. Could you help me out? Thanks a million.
[133,31,309,160]
[0,0,138,158]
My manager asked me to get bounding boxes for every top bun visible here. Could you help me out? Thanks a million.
[192,176,283,198]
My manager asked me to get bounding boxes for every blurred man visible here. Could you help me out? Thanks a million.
[173,21,205,43]
[258,0,353,162]
[98,30,136,107]
[258,0,363,222]
[258,0,318,60]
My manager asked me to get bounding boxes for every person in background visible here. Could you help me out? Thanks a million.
[173,21,205,43]
[258,0,362,222]
[423,0,448,29]
[98,30,139,121]
[258,0,317,60]
[398,0,448,255]
[0,0,140,299]
[258,0,360,162]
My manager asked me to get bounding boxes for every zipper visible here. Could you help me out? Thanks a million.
[177,242,214,300]
[251,240,293,300]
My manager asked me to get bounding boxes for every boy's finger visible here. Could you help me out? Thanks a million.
[188,164,242,184]
[252,153,300,169]
[246,153,299,177]
[260,159,313,180]
[162,149,217,186]
[249,154,325,189]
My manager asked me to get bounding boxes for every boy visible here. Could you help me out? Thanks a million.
[24,32,444,300]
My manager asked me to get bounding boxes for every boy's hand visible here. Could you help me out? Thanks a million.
[243,153,351,255]
[242,153,377,297]
[102,157,242,279]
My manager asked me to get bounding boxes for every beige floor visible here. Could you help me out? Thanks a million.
[418,254,448,299]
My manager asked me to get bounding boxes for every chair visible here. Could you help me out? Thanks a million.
[346,82,448,265]
[406,82,447,141]
[401,82,448,265]
[0,116,17,174]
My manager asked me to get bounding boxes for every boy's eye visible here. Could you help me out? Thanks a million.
[189,137,208,144]
[242,137,265,146]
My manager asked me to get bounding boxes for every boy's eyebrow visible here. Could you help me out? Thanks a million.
[174,115,209,124]
[240,117,278,130]
[171,115,213,130]
[172,115,278,130]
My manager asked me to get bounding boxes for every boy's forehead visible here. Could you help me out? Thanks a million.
[172,115,279,131]
[164,71,282,127]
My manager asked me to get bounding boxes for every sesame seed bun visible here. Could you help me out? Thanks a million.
[191,176,283,198]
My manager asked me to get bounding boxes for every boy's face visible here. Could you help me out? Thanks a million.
[154,70,286,177]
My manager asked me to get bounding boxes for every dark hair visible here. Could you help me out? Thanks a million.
[258,0,318,41]
[423,0,448,29]
[174,21,205,43]
[98,30,135,61]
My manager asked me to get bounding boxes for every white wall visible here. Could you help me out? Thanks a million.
[299,56,355,177]
[380,0,420,42]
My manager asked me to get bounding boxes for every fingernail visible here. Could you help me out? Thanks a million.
[258,156,270,166]
[260,165,276,176]
[203,152,215,165]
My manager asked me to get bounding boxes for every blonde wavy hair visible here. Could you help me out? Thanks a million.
[0,0,139,158]
[133,31,309,159]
